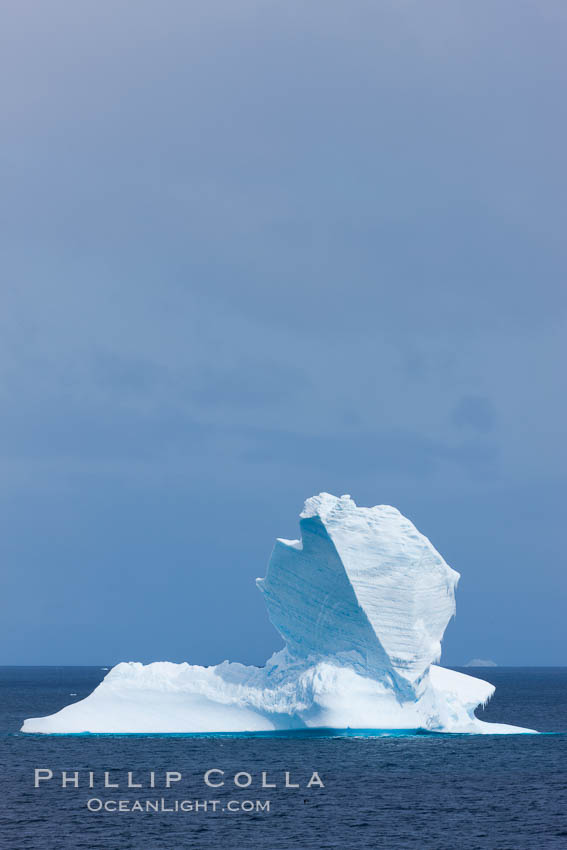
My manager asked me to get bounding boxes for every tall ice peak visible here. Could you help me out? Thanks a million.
[257,492,460,699]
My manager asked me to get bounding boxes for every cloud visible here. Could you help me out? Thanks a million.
[192,360,311,408]
[452,396,496,433]
[240,425,498,480]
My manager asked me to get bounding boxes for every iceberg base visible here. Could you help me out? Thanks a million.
[21,653,535,735]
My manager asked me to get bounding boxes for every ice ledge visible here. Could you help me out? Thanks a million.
[21,660,536,735]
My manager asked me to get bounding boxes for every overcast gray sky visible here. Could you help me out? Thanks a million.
[1,0,565,665]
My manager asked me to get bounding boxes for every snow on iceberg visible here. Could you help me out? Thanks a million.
[21,494,535,734]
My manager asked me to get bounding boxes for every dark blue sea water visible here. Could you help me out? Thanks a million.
[1,667,566,849]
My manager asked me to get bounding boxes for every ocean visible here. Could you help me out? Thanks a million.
[0,666,566,849]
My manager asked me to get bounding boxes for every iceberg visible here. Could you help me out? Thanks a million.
[21,494,535,734]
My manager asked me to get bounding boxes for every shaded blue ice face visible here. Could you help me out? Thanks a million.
[259,515,398,683]
[0,0,565,665]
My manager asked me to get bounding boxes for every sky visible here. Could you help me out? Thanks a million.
[1,0,565,665]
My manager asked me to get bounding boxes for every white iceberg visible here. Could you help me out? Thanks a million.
[22,494,535,734]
